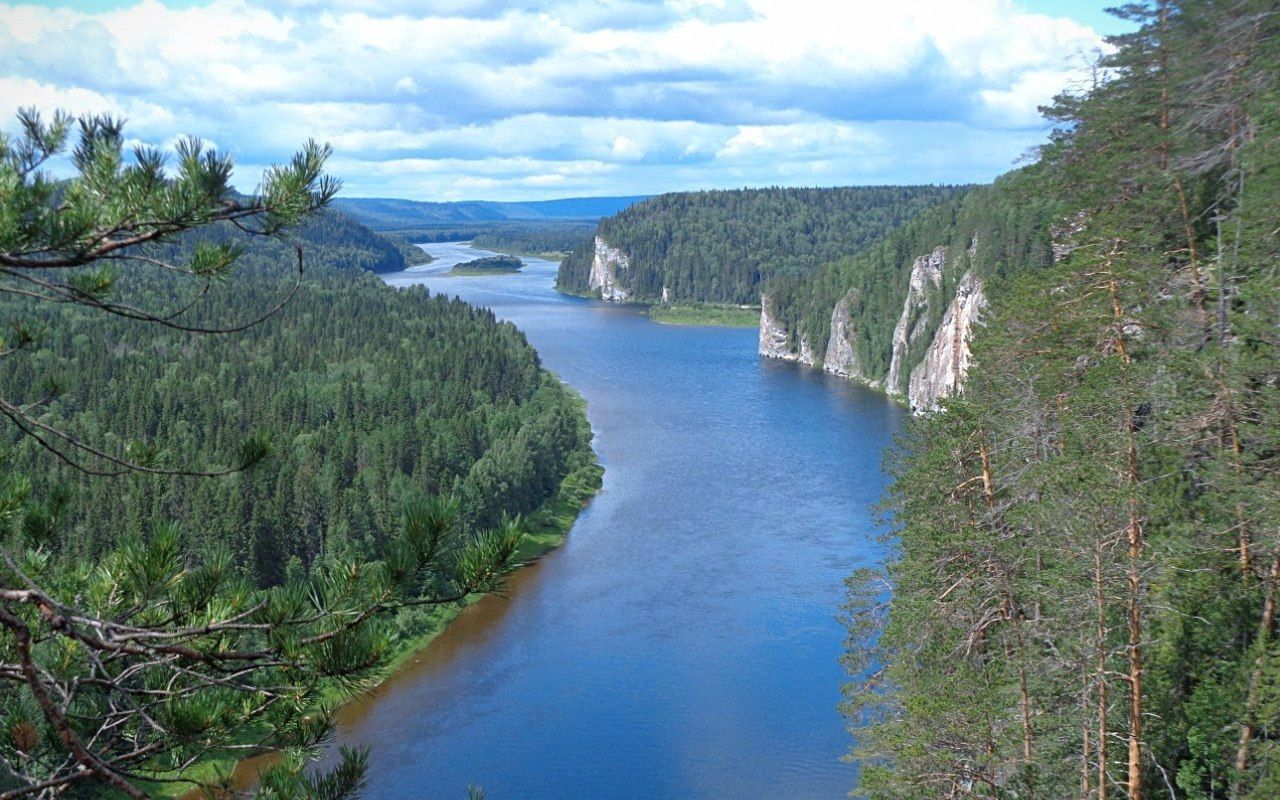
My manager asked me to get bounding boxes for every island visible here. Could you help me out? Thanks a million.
[448,254,523,275]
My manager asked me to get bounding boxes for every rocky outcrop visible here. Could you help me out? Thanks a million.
[760,245,989,408]
[589,236,631,301]
[1051,211,1089,262]
[885,247,946,394]
[823,291,866,382]
[908,271,986,412]
[759,294,816,366]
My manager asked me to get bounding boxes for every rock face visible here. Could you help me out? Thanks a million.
[759,294,816,366]
[885,247,946,394]
[1051,211,1089,262]
[908,271,986,412]
[759,243,988,409]
[589,236,631,301]
[823,291,865,381]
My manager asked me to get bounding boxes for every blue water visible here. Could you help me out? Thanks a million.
[334,242,905,799]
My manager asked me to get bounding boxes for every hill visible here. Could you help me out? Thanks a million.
[556,185,966,305]
[332,195,647,230]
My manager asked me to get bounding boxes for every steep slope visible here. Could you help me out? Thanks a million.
[906,270,986,411]
[557,185,965,304]
[760,170,1061,408]
[844,3,1280,798]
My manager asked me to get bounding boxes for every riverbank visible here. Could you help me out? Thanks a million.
[166,386,601,799]
[648,303,760,327]
[548,285,761,329]
[447,266,521,276]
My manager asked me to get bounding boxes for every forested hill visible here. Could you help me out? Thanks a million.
[297,208,407,272]
[845,3,1280,799]
[762,167,1062,397]
[333,195,646,229]
[555,185,966,305]
[0,215,597,588]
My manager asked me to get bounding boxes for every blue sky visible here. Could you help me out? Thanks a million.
[1,1,1124,200]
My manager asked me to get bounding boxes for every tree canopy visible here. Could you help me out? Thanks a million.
[0,112,596,799]
[844,4,1280,798]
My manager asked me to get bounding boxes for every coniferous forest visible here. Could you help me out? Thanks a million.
[556,185,966,304]
[2,1,1279,799]
[844,3,1280,798]
[0,121,598,798]
[0,241,592,585]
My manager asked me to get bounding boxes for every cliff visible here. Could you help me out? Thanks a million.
[759,294,816,366]
[589,236,631,301]
[885,247,946,395]
[907,271,986,412]
[555,185,965,304]
[757,245,990,410]
[823,291,872,384]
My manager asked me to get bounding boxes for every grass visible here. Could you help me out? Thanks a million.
[446,266,521,276]
[647,303,761,328]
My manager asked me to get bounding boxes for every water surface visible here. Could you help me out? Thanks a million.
[336,241,904,799]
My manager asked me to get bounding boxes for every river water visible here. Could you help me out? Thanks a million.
[332,241,905,799]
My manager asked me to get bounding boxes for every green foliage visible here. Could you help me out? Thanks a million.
[0,236,592,585]
[557,185,965,304]
[845,3,1280,799]
[768,169,1061,389]
[646,303,760,328]
[0,110,598,799]
[449,255,523,274]
[470,221,595,257]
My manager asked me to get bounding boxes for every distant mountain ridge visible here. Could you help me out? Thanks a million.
[332,195,648,230]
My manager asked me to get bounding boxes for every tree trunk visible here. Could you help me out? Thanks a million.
[1096,543,1109,800]
[1234,543,1280,793]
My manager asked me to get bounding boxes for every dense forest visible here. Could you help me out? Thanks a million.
[556,185,965,304]
[471,222,595,257]
[451,254,523,274]
[0,118,599,799]
[845,3,1280,799]
[766,170,1061,391]
[0,216,594,588]
[279,208,409,273]
[347,220,595,257]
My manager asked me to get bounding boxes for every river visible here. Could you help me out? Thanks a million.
[326,241,904,799]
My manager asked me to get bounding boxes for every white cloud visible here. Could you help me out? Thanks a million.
[0,0,1108,199]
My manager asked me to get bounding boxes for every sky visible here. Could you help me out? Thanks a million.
[0,0,1126,201]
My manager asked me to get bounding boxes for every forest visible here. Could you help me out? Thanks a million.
[450,255,523,274]
[766,170,1062,392]
[0,214,594,587]
[556,185,966,304]
[844,2,1280,799]
[0,124,599,797]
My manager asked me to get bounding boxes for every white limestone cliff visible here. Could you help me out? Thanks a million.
[822,291,864,381]
[759,294,816,366]
[589,236,631,301]
[885,247,946,394]
[908,271,987,413]
[759,245,990,408]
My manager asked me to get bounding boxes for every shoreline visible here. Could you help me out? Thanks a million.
[550,284,762,329]
[168,386,602,799]
[647,302,760,328]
